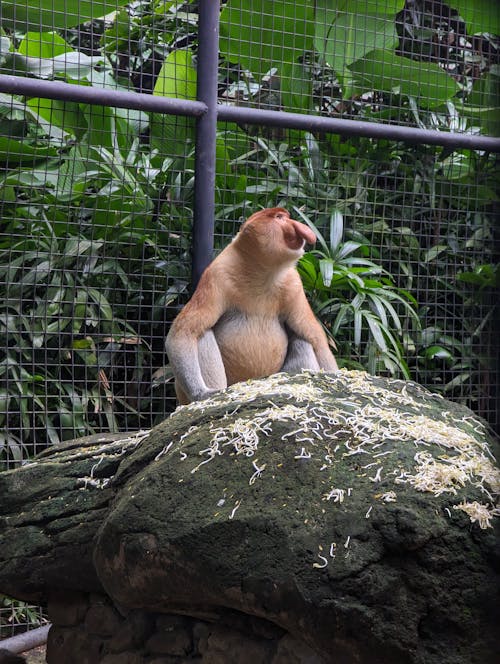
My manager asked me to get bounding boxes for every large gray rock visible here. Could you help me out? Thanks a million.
[1,371,499,663]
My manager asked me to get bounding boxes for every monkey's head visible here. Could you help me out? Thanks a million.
[237,208,316,265]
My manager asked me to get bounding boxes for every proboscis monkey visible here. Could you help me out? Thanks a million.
[166,207,338,404]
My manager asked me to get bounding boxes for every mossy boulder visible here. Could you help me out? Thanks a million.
[1,371,499,663]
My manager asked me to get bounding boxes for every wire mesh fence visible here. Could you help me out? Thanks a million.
[0,598,47,641]
[0,0,499,641]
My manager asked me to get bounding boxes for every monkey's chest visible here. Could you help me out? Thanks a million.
[213,312,288,385]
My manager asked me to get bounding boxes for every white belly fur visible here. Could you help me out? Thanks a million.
[214,312,288,384]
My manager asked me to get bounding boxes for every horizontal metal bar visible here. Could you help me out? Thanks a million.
[1,74,499,152]
[0,624,51,654]
[0,74,207,117]
[218,104,500,152]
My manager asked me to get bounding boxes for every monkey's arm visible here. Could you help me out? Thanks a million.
[283,276,338,372]
[165,269,228,403]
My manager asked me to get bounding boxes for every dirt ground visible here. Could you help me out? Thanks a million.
[22,646,46,663]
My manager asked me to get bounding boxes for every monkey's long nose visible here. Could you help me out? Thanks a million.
[291,220,316,246]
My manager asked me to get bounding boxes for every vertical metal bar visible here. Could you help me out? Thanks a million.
[192,0,220,287]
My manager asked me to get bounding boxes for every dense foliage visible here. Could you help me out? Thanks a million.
[0,0,499,463]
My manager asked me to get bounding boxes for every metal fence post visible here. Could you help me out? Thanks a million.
[192,0,220,287]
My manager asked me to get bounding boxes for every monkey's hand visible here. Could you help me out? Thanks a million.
[191,387,220,402]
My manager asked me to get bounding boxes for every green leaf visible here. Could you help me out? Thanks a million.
[450,0,500,36]
[336,241,363,260]
[423,345,454,361]
[0,136,58,163]
[464,70,500,136]
[457,264,500,288]
[444,373,471,391]
[316,0,405,15]
[219,0,315,109]
[420,327,446,347]
[1,1,121,32]
[64,238,97,258]
[379,297,402,332]
[0,390,10,415]
[282,60,314,112]
[329,209,344,251]
[154,1,182,15]
[1,50,101,79]
[423,244,448,263]
[365,313,388,352]
[304,133,322,179]
[319,259,334,288]
[368,294,389,328]
[0,35,10,59]
[315,4,399,82]
[88,70,150,133]
[331,303,351,336]
[354,308,362,346]
[27,97,87,139]
[81,105,135,154]
[351,292,366,311]
[17,32,73,59]
[151,49,197,155]
[342,257,380,269]
[348,49,461,108]
[72,339,94,352]
[220,0,315,78]
[153,48,197,101]
[87,288,113,320]
[298,261,318,288]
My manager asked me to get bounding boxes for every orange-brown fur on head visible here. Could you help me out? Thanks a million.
[236,208,316,265]
[165,207,338,404]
